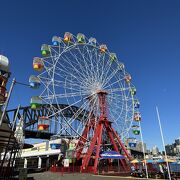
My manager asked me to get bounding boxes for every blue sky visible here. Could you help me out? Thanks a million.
[0,0,180,150]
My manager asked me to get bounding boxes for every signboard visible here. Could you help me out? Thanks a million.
[64,159,69,167]
[100,151,125,159]
[129,142,137,148]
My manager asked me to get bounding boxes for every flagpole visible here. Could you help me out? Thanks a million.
[156,106,171,180]
[139,121,148,179]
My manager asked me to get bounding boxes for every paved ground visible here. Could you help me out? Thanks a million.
[25,171,163,180]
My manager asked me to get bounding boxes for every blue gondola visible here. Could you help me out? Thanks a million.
[128,138,137,148]
[89,37,97,46]
[134,99,140,108]
[52,36,61,46]
[29,75,40,89]
[50,143,61,149]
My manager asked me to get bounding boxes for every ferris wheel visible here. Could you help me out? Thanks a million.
[30,32,140,142]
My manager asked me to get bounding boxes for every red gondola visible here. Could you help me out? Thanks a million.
[38,116,50,131]
[125,74,131,83]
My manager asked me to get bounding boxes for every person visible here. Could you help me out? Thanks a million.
[159,164,164,174]
[131,165,135,172]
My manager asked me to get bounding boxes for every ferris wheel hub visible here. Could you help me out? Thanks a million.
[96,90,108,95]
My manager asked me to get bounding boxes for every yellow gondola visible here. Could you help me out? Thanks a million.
[134,112,141,121]
[99,44,107,53]
[64,32,72,43]
[33,57,44,71]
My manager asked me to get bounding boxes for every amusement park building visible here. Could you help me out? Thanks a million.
[18,138,77,170]
[152,145,159,155]
[165,138,180,156]
[19,138,147,169]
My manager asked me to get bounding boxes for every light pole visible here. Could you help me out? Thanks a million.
[156,106,171,180]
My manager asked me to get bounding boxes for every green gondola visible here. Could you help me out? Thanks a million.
[133,129,140,135]
[110,53,117,62]
[130,87,136,96]
[30,96,42,109]
[41,44,50,57]
[77,33,85,43]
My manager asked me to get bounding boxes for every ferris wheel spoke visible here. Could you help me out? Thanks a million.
[56,54,88,83]
[57,97,95,136]
[82,47,100,87]
[86,47,102,83]
[41,57,55,67]
[74,45,95,81]
[103,61,118,85]
[39,80,54,98]
[48,98,84,119]
[53,66,85,88]
[57,53,89,81]
[52,78,84,91]
[102,68,121,88]
[84,46,99,83]
[99,54,107,83]
[104,72,127,89]
[40,91,87,100]
[63,46,92,79]
[49,46,61,56]
[38,66,54,81]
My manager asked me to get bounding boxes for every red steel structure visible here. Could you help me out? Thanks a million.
[75,90,132,174]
